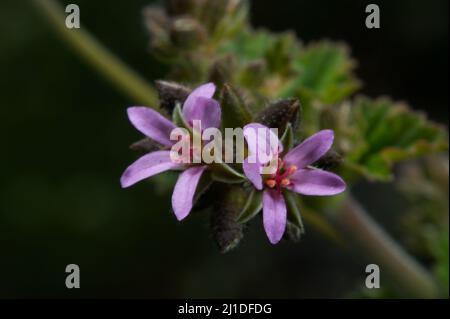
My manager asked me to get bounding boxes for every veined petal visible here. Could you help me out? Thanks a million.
[183,96,221,129]
[243,158,263,190]
[284,130,334,168]
[288,168,346,196]
[127,107,176,147]
[172,165,207,221]
[243,123,282,164]
[120,150,182,188]
[182,83,217,126]
[263,189,287,244]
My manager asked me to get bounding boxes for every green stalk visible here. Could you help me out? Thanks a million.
[335,195,439,298]
[32,0,159,108]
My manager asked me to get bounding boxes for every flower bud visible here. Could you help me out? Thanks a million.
[211,185,246,253]
[313,149,342,170]
[170,17,207,50]
[219,84,251,128]
[255,98,301,133]
[208,55,236,89]
[155,80,191,114]
[143,6,170,39]
[166,0,203,16]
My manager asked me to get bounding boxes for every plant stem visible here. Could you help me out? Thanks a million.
[32,0,159,108]
[335,195,439,298]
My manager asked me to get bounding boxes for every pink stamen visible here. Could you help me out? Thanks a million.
[280,178,290,187]
[264,160,297,191]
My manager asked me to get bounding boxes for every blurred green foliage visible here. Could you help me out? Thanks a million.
[145,0,448,187]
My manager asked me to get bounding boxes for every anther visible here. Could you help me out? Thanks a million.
[281,178,290,187]
[266,179,276,188]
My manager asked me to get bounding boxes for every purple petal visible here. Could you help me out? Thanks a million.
[284,130,334,168]
[288,168,346,196]
[185,83,216,105]
[127,107,176,147]
[171,165,207,221]
[120,150,182,188]
[263,189,287,244]
[182,83,219,127]
[243,159,263,190]
[243,123,282,164]
[183,96,221,129]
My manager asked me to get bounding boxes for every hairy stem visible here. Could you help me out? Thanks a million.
[32,0,159,107]
[335,195,439,298]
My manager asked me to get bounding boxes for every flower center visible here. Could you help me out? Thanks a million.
[264,159,297,190]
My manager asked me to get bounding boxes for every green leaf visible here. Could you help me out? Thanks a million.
[237,188,263,223]
[264,32,298,75]
[430,229,449,296]
[281,41,360,104]
[219,29,275,62]
[331,97,449,182]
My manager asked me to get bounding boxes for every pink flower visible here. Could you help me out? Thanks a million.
[120,83,220,221]
[243,124,346,244]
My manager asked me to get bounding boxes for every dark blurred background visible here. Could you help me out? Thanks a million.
[0,0,448,298]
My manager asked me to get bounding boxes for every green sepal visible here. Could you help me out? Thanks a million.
[284,191,305,234]
[172,102,191,131]
[129,137,161,154]
[236,188,263,223]
[280,41,360,104]
[193,170,213,205]
[210,162,246,184]
[284,221,302,242]
[280,123,294,152]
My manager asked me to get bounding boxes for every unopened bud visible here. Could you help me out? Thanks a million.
[211,185,246,253]
[208,55,235,89]
[255,98,301,133]
[313,150,342,170]
[170,17,206,50]
[166,0,201,16]
[155,80,191,114]
[219,84,251,128]
[143,6,170,38]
